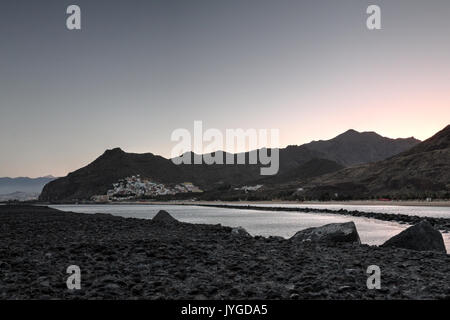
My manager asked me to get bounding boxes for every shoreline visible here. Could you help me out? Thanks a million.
[47,201,450,231]
[193,204,450,232]
[40,200,450,232]
[189,200,450,207]
[34,199,450,207]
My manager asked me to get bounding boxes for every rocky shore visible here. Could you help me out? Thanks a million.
[198,204,450,232]
[0,205,449,300]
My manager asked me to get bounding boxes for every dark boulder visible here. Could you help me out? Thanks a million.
[231,226,252,238]
[290,222,360,244]
[382,220,446,253]
[152,210,179,224]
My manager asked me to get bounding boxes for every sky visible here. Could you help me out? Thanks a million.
[0,0,449,177]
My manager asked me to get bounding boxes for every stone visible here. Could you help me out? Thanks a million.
[231,226,251,237]
[268,236,285,241]
[152,210,179,224]
[131,284,144,295]
[104,283,121,290]
[290,222,360,244]
[338,285,352,292]
[0,261,9,270]
[382,220,446,253]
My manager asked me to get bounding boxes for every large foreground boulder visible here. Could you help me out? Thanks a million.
[231,226,252,238]
[382,221,446,253]
[290,222,360,244]
[152,210,179,224]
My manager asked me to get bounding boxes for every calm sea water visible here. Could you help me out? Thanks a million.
[51,204,450,251]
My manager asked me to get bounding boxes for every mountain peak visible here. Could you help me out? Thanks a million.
[103,147,125,155]
[334,129,380,141]
[343,129,359,135]
[312,124,450,198]
[332,129,359,139]
[303,129,419,166]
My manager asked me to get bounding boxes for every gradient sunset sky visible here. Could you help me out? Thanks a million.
[1,0,449,177]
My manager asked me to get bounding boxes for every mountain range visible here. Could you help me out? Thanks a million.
[0,176,56,195]
[0,176,56,201]
[39,129,422,202]
[305,125,450,199]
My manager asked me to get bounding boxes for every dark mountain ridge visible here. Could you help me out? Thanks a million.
[308,125,450,199]
[304,130,419,166]
[39,129,420,202]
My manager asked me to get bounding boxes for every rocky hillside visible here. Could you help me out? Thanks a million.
[256,158,345,185]
[308,125,450,199]
[39,149,186,202]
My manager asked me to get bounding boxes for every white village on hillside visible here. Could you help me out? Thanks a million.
[91,175,202,202]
